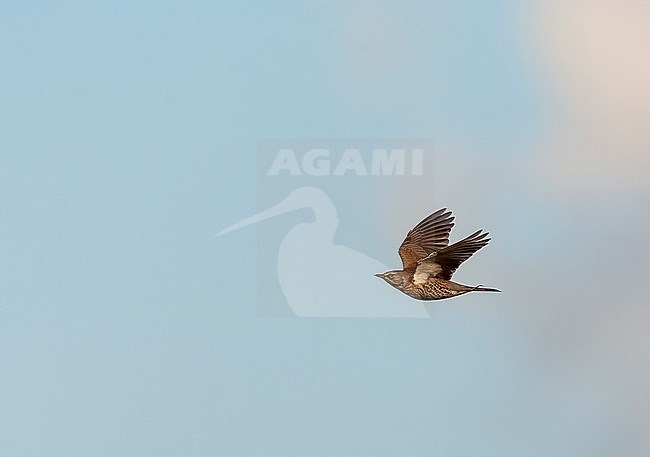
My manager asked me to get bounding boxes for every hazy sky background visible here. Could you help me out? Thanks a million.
[1,1,649,456]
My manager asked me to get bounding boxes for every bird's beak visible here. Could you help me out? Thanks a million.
[216,195,302,236]
[374,273,384,279]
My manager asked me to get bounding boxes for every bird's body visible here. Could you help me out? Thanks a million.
[381,271,499,300]
[375,208,500,300]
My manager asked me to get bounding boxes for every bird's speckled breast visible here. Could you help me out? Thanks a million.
[403,278,469,301]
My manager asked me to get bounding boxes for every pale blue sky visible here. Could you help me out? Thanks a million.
[2,1,649,456]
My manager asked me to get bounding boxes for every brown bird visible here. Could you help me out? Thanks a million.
[375,208,500,300]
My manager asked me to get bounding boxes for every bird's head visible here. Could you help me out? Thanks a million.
[375,270,406,288]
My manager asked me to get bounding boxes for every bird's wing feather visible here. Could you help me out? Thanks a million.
[398,208,454,271]
[413,230,490,283]
[413,261,442,284]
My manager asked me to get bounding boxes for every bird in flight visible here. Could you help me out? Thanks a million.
[375,208,500,300]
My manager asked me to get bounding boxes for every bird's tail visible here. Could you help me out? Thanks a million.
[471,284,501,293]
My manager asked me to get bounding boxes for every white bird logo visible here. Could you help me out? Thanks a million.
[218,187,429,317]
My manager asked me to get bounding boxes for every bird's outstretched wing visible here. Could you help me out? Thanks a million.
[413,230,490,283]
[398,208,455,271]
